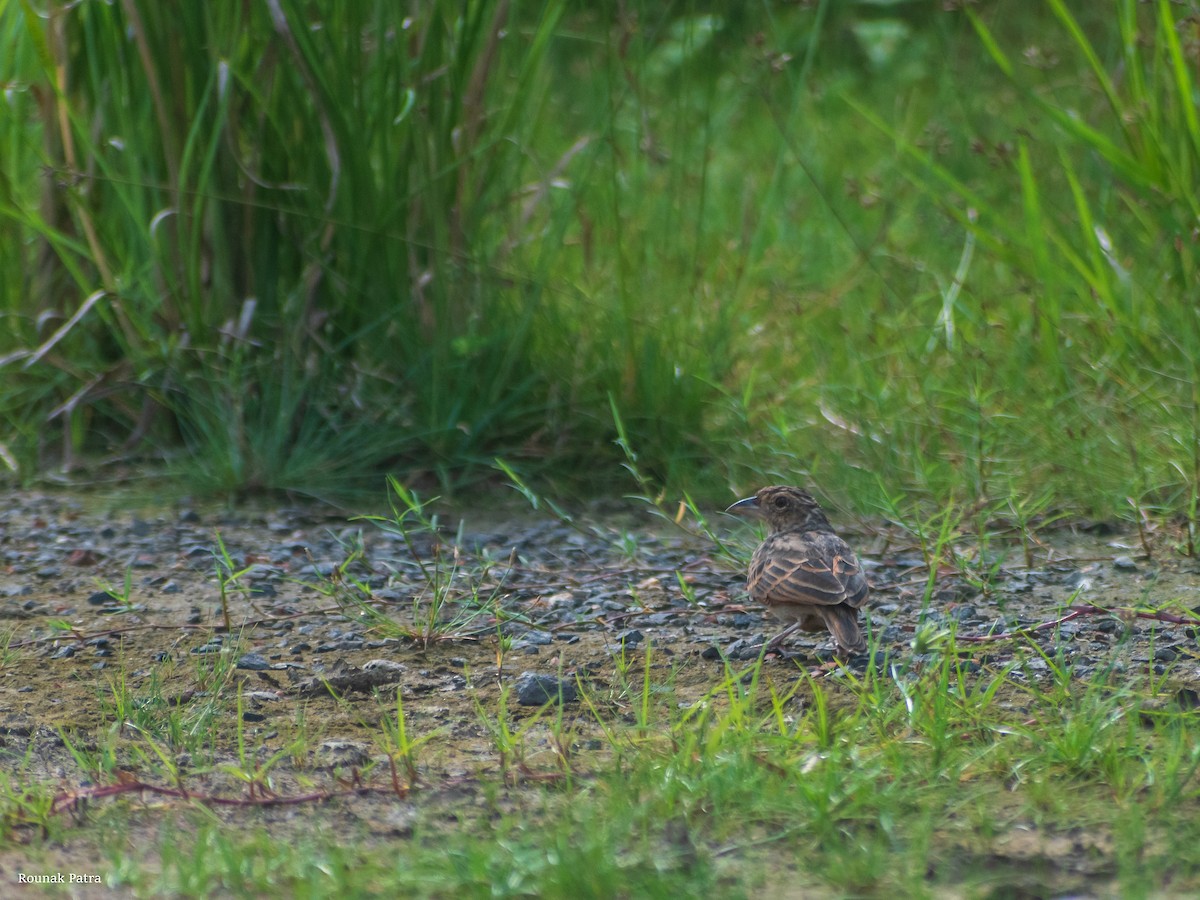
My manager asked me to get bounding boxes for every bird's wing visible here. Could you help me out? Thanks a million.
[748,531,869,608]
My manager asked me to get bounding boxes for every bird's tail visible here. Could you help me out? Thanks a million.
[821,606,865,654]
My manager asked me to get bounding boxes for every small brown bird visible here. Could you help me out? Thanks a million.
[726,485,870,655]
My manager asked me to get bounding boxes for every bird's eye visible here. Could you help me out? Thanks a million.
[772,496,788,509]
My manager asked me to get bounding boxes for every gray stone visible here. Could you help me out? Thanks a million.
[514,672,577,706]
[362,658,407,676]
[318,740,371,769]
[724,636,766,660]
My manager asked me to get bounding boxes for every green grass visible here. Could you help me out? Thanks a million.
[12,642,1199,897]
[0,2,1197,522]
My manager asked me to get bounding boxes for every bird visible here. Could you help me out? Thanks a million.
[726,485,870,656]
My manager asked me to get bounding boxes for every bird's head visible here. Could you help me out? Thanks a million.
[726,485,833,533]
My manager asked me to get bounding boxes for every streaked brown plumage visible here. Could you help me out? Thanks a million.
[727,485,870,655]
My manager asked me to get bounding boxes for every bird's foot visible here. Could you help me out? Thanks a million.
[813,666,841,677]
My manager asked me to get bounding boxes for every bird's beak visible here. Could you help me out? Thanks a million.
[725,496,760,517]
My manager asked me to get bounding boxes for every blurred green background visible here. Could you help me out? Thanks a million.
[2,0,1198,526]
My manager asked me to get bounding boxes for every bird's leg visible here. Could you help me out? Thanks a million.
[763,621,803,654]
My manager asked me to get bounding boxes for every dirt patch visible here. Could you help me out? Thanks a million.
[1,490,1198,893]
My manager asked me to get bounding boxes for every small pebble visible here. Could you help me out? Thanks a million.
[723,636,767,660]
[315,639,364,653]
[850,650,889,671]
[318,740,371,768]
[514,672,578,706]
[362,659,407,676]
[1174,688,1200,710]
[1064,570,1093,589]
